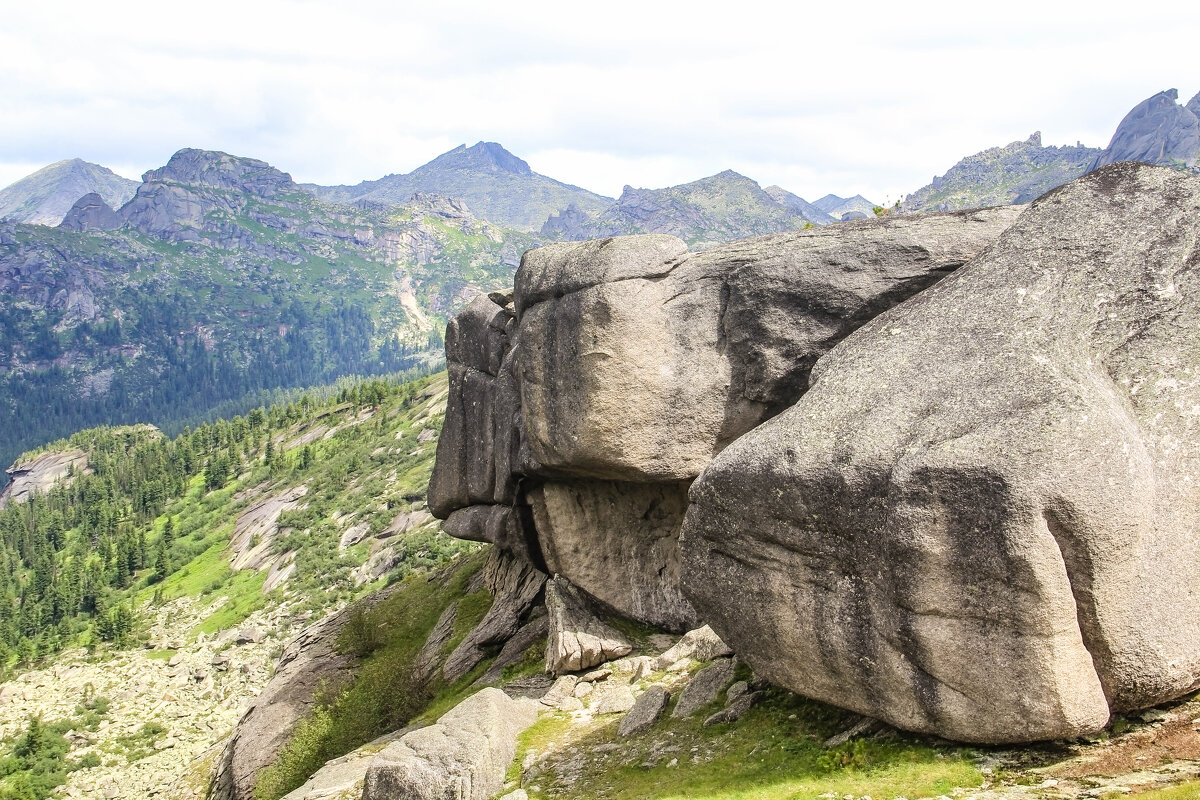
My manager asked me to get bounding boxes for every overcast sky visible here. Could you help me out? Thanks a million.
[2,1,1198,204]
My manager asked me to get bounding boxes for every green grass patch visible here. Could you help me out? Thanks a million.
[517,690,982,800]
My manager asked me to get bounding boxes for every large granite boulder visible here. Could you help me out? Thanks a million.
[515,209,1022,482]
[429,210,1022,631]
[681,162,1200,743]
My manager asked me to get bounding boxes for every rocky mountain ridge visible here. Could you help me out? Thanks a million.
[0,159,138,226]
[0,146,536,471]
[1090,88,1200,171]
[899,132,1100,213]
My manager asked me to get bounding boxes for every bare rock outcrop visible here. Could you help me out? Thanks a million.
[0,449,90,508]
[429,209,1022,632]
[681,162,1200,743]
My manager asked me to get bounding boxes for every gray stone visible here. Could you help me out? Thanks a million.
[672,658,736,719]
[58,192,123,232]
[544,576,632,675]
[427,294,519,518]
[653,625,733,670]
[363,688,539,800]
[539,676,579,708]
[618,686,671,737]
[593,684,637,715]
[532,482,699,632]
[235,627,264,645]
[444,548,546,683]
[682,162,1200,744]
[725,681,749,705]
[704,691,762,727]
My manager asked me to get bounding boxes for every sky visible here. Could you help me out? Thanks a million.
[2,0,1199,205]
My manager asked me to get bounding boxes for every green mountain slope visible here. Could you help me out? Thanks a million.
[0,371,468,799]
[0,160,138,226]
[0,148,536,471]
[308,142,613,232]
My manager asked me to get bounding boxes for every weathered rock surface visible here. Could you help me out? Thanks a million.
[431,209,1022,631]
[443,549,547,683]
[516,209,1022,481]
[1090,89,1200,172]
[0,448,90,507]
[362,688,539,800]
[672,658,736,719]
[544,576,632,674]
[682,162,1200,743]
[532,481,698,631]
[652,625,732,670]
[618,686,670,737]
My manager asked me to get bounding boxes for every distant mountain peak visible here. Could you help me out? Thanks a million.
[425,141,532,176]
[0,159,138,226]
[143,148,296,197]
[306,141,609,231]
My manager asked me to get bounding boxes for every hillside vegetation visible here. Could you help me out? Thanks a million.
[0,149,533,471]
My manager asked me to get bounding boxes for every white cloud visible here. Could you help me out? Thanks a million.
[1,0,1198,204]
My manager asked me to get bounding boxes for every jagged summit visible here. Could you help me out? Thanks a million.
[422,141,533,176]
[0,158,138,226]
[143,148,296,198]
[1089,88,1200,171]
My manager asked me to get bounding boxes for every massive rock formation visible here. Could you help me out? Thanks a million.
[362,688,540,800]
[58,192,123,232]
[430,206,1021,632]
[681,162,1200,743]
[1090,89,1200,172]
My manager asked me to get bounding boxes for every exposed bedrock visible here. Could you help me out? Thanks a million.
[681,162,1200,743]
[429,207,1021,632]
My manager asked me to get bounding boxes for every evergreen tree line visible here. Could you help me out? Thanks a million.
[0,374,418,672]
[0,289,445,473]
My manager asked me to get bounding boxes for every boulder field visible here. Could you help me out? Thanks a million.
[429,162,1200,743]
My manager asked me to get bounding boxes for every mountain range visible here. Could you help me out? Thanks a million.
[2,86,1198,473]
